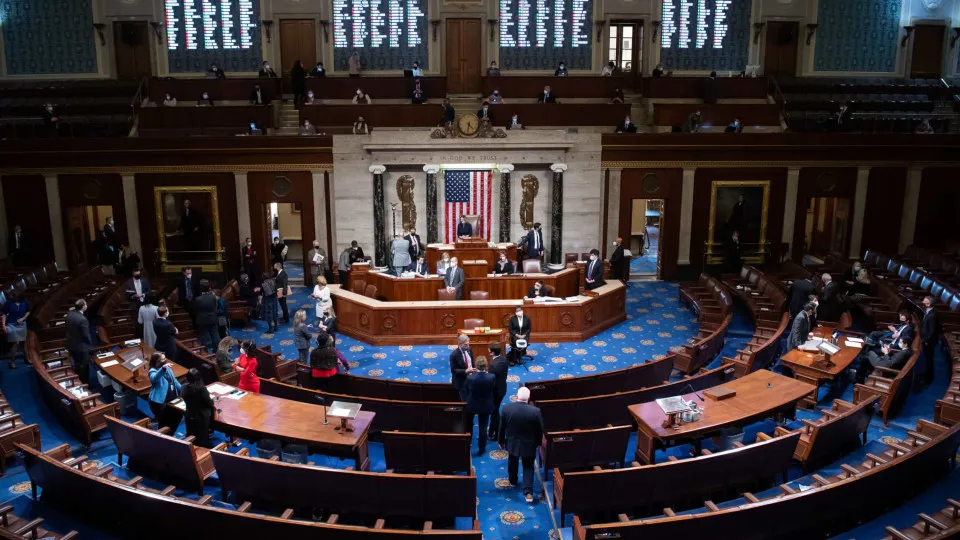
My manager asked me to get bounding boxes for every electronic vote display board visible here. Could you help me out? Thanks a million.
[332,0,429,70]
[498,0,593,70]
[164,0,263,72]
[659,0,750,71]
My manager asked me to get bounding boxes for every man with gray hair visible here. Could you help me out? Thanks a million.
[449,333,476,398]
[498,386,544,503]
[819,272,842,322]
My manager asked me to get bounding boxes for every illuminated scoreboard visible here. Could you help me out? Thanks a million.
[165,0,262,72]
[659,0,749,71]
[333,0,429,71]
[498,0,593,70]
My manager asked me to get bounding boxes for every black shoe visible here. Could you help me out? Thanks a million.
[475,449,485,456]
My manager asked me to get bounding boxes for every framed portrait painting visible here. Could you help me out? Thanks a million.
[707,180,770,261]
[154,186,224,272]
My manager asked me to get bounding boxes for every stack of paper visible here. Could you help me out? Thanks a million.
[208,383,234,395]
[100,360,120,369]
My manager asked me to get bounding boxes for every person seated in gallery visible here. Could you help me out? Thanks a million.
[247,122,263,136]
[615,115,637,133]
[162,93,177,107]
[494,252,514,275]
[258,61,277,78]
[916,118,935,134]
[411,78,427,105]
[304,90,316,105]
[725,117,744,133]
[197,92,214,107]
[681,110,702,133]
[855,337,912,383]
[537,85,557,103]
[478,101,492,120]
[554,61,568,77]
[409,255,429,276]
[610,87,625,104]
[487,61,501,76]
[525,280,547,299]
[507,113,525,130]
[206,63,226,79]
[701,71,718,104]
[600,61,617,76]
[411,61,424,77]
[865,310,914,352]
[310,62,326,77]
[352,88,372,104]
[299,119,316,136]
[651,63,664,77]
[353,116,369,134]
[488,89,503,104]
[457,215,473,238]
[249,84,267,105]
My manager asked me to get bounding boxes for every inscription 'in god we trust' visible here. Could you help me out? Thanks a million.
[449,155,499,162]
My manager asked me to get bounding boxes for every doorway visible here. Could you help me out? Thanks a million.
[628,199,663,277]
[113,21,152,80]
[65,205,114,269]
[763,21,798,78]
[279,19,318,93]
[445,18,482,93]
[264,202,305,281]
[910,24,945,78]
[803,197,852,260]
[608,21,642,89]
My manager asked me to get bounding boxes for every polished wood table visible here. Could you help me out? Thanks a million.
[641,76,769,99]
[780,327,862,409]
[333,281,626,345]
[350,266,580,301]
[425,242,518,273]
[209,384,375,471]
[628,370,815,464]
[93,344,189,396]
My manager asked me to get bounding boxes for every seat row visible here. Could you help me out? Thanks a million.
[863,250,960,324]
[676,273,733,373]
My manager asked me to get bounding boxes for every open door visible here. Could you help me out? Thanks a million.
[609,21,642,90]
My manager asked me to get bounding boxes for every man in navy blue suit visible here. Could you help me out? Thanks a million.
[456,216,473,238]
[499,386,544,503]
[525,223,543,261]
[462,357,496,455]
[409,255,429,275]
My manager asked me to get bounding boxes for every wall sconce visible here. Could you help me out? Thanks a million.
[951,27,960,48]
[651,20,661,43]
[595,20,607,43]
[149,21,164,44]
[93,23,106,46]
[805,23,818,45]
[900,26,914,47]
[261,20,274,43]
[319,20,330,43]
[487,19,499,42]
[431,20,441,43]
[753,22,765,45]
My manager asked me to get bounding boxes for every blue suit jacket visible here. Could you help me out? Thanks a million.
[148,365,182,405]
[409,260,429,275]
[457,222,473,237]
[525,230,543,258]
[463,371,495,414]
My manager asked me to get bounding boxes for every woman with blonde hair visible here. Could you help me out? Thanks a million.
[310,275,332,322]
[293,309,315,364]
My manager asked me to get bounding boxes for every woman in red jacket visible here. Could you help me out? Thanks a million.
[236,340,260,393]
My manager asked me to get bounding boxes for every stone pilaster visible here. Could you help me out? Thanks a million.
[423,164,440,244]
[549,163,567,265]
[370,165,387,267]
[498,164,514,243]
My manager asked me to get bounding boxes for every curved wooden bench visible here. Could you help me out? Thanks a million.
[721,312,790,378]
[0,391,40,475]
[854,339,921,424]
[326,372,461,402]
[381,430,472,474]
[773,397,878,471]
[881,496,960,539]
[524,354,676,402]
[539,424,633,473]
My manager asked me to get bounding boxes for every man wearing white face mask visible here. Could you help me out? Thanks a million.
[508,306,531,365]
[584,249,605,291]
[444,256,465,300]
[258,61,277,78]
[609,237,626,282]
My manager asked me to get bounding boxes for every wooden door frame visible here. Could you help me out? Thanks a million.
[247,173,316,286]
[759,17,803,78]
[111,20,154,79]
[445,18,482,94]
[762,20,800,78]
[907,21,947,78]
[802,196,854,257]
[278,18,319,93]
[609,20,643,86]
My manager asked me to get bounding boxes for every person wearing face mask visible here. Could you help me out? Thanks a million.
[615,115,637,133]
[249,83,266,105]
[304,90,316,105]
[488,89,503,104]
[353,116,369,134]
[410,255,428,276]
[290,60,307,106]
[162,93,177,107]
[494,252,514,275]
[537,85,556,103]
[309,240,328,282]
[411,61,424,77]
[258,61,277,78]
[609,237,626,282]
[449,334,477,399]
[310,62,326,77]
[197,92,214,107]
[487,61,501,76]
[600,61,616,76]
[526,280,547,299]
[444,256,465,300]
[180,267,197,313]
[411,78,427,104]
[437,252,452,276]
[300,119,316,136]
[478,101,492,120]
[270,236,287,267]
[554,62,568,77]
[507,113,524,130]
[241,237,257,282]
[352,88,372,104]
[524,223,544,261]
[206,63,226,79]
[584,249,605,291]
[125,268,152,312]
[508,306,532,365]
[404,228,422,261]
[42,104,59,136]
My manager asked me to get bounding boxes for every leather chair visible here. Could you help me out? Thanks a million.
[363,284,377,299]
[464,318,484,329]
[564,253,578,264]
[522,259,542,274]
[437,289,456,301]
[351,280,366,295]
[544,284,556,296]
[461,214,481,237]
[470,291,490,300]
[580,252,592,261]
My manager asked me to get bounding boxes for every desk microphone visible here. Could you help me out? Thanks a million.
[316,396,329,425]
[680,383,705,402]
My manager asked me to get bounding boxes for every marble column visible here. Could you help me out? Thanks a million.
[370,165,387,267]
[678,167,696,265]
[899,167,923,254]
[498,164,514,243]
[782,167,801,260]
[311,170,328,252]
[549,163,567,264]
[849,167,870,259]
[44,174,68,268]
[605,169,622,251]
[121,175,143,256]
[423,164,440,244]
[233,172,251,246]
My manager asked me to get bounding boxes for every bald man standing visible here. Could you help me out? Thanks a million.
[499,387,544,503]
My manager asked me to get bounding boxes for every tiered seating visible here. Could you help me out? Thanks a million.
[571,420,960,539]
[381,431,472,474]
[553,430,800,526]
[863,250,960,326]
[148,78,282,104]
[218,279,250,326]
[20,444,482,538]
[721,312,789,377]
[881,496,960,539]
[326,373,460,402]
[523,354,675,401]
[264,375,466,434]
[854,338,922,424]
[773,397,877,471]
[482,76,625,99]
[0,390,40,475]
[652,103,781,127]
[139,105,275,137]
[32,266,115,344]
[0,79,139,138]
[0,505,77,539]
[676,273,733,373]
[1,261,70,310]
[933,332,960,426]
[538,424,633,473]
[721,266,790,377]
[95,276,147,344]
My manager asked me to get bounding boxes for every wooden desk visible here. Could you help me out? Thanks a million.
[642,76,769,99]
[93,344,189,396]
[139,105,275,132]
[780,327,862,409]
[458,328,508,353]
[652,103,781,127]
[351,267,580,301]
[488,103,632,127]
[333,281,625,345]
[301,104,442,128]
[425,243,517,273]
[305,76,447,99]
[210,384,374,471]
[148,77,283,103]
[628,370,815,464]
[481,76,626,98]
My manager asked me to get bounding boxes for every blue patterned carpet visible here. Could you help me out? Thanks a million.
[0,274,953,540]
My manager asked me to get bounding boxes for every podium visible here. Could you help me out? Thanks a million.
[425,241,517,273]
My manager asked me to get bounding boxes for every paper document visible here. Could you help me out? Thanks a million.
[844,340,863,349]
[100,360,120,369]
[224,390,246,400]
[96,352,115,359]
[129,359,143,368]
[169,398,186,411]
[329,407,352,416]
[208,383,234,395]
[845,337,864,343]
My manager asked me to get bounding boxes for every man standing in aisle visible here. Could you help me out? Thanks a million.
[486,344,509,440]
[499,387,544,503]
[66,299,92,384]
[274,262,290,324]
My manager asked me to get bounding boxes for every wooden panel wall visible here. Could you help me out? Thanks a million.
[246,171,316,286]
[2,175,53,264]
[58,174,128,270]
[915,168,960,250]
[861,167,907,255]
[134,173,240,276]
[619,169,683,280]
[792,168,858,260]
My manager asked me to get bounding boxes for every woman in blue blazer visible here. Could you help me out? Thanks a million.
[148,352,183,432]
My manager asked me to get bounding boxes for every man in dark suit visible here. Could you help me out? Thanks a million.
[193,281,219,353]
[153,306,178,360]
[787,303,815,350]
[701,71,718,104]
[526,280,548,299]
[103,217,118,249]
[125,269,151,312]
[537,85,556,103]
[258,61,277,78]
[274,262,290,323]
[525,223,544,261]
[494,252,514,275]
[444,257,465,300]
[508,306,531,365]
[856,338,912,383]
[462,357,496,455]
[486,344,509,440]
[66,299,92,384]
[179,199,205,252]
[609,237,626,282]
[249,84,266,105]
[584,249,605,291]
[456,216,473,238]
[409,255,429,275]
[788,277,814,318]
[498,386,544,503]
[920,295,941,384]
[723,230,742,273]
[449,334,476,399]
[206,63,226,79]
[866,310,914,352]
[8,225,27,267]
[819,273,842,322]
[180,267,197,314]
[615,115,637,133]
[405,227,423,261]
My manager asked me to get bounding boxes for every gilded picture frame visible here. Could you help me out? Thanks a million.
[154,186,224,272]
[706,180,770,264]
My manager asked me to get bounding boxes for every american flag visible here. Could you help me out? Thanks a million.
[444,170,492,243]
